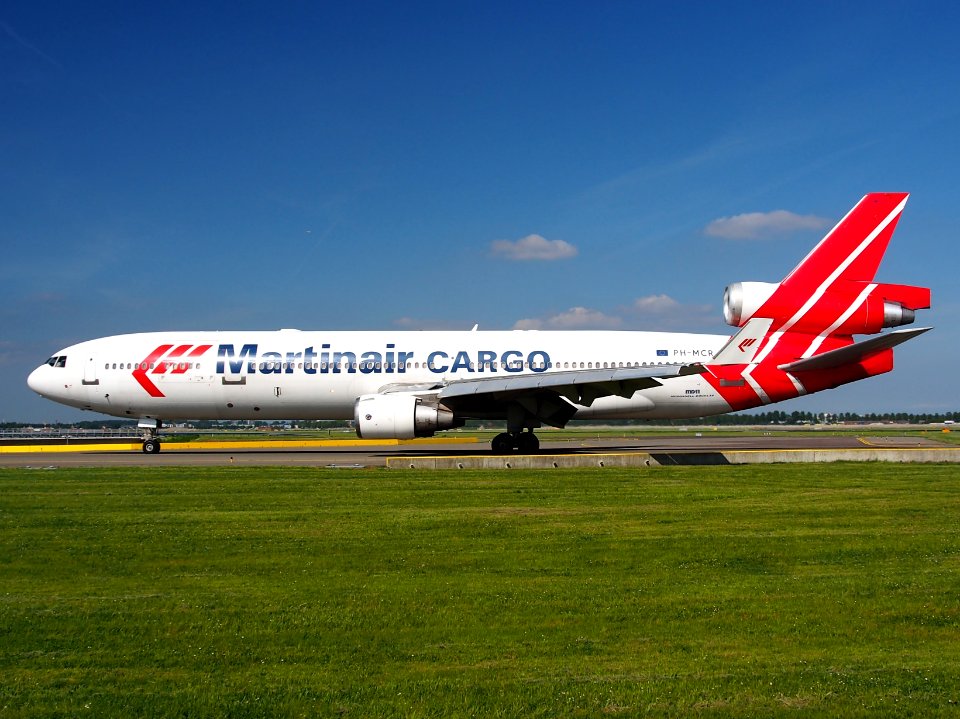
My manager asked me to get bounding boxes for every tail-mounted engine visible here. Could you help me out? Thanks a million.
[723,280,930,335]
[354,394,462,440]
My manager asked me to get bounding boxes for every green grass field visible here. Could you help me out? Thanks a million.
[2,464,958,717]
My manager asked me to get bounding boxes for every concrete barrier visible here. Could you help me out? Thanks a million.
[387,447,960,469]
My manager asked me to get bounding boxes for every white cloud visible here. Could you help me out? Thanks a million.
[632,294,682,313]
[704,210,829,240]
[512,296,723,333]
[513,306,622,330]
[628,294,717,330]
[491,234,578,261]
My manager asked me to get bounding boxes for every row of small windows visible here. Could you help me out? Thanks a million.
[105,362,200,371]
[102,359,673,372]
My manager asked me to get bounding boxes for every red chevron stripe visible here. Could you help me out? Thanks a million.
[133,344,213,395]
[171,344,212,374]
[153,344,193,374]
[132,345,173,398]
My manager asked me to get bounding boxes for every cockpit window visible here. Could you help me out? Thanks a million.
[45,356,67,368]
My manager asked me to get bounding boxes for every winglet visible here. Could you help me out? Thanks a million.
[711,317,773,365]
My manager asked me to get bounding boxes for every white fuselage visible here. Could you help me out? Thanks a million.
[27,329,734,422]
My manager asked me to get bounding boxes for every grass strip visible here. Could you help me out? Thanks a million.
[1,464,958,717]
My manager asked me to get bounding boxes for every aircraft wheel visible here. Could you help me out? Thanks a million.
[142,439,161,454]
[515,432,540,454]
[491,433,514,454]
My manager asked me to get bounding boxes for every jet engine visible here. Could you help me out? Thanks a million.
[354,394,461,440]
[723,280,927,334]
[722,282,779,327]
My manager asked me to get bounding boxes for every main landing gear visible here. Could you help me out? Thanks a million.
[139,418,162,454]
[490,402,546,454]
[491,429,540,454]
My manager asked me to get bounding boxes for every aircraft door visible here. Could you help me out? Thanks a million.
[83,356,99,385]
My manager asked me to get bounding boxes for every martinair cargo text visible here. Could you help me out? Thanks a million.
[28,193,931,454]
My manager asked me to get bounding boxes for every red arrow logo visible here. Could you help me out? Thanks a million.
[738,338,758,353]
[132,344,212,397]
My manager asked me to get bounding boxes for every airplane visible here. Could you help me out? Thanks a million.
[27,192,931,454]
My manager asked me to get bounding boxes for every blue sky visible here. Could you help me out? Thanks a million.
[2,2,958,422]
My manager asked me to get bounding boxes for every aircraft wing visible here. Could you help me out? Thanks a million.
[437,363,705,407]
[375,364,703,430]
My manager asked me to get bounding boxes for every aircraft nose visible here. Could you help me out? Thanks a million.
[27,366,54,397]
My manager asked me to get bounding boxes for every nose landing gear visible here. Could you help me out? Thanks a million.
[139,418,162,454]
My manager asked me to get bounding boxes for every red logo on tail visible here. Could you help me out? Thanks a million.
[738,338,758,353]
[132,344,212,397]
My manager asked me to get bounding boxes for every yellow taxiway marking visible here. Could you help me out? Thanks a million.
[0,437,476,453]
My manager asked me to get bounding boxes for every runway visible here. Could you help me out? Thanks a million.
[1,434,953,468]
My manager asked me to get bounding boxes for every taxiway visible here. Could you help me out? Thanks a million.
[1,434,954,468]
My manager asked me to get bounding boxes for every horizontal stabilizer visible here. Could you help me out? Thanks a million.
[711,318,773,365]
[778,327,932,372]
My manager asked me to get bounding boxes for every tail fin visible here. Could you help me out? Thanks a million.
[703,193,931,411]
[727,193,930,353]
[781,192,908,288]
